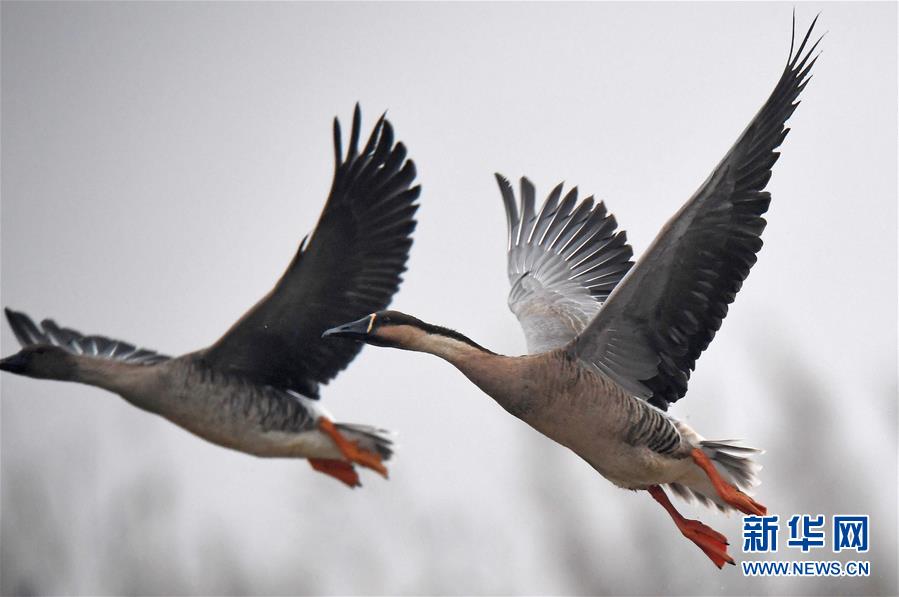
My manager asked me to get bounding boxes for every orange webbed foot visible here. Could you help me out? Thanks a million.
[318,418,389,478]
[677,517,735,569]
[691,448,766,515]
[720,486,767,516]
[309,458,361,488]
[647,484,735,569]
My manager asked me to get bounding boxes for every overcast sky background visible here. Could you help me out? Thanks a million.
[1,2,896,595]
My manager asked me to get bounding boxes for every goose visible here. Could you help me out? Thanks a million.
[324,19,820,564]
[0,105,420,488]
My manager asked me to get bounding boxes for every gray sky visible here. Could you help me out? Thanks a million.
[2,2,896,595]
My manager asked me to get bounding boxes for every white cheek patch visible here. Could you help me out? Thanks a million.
[366,313,376,334]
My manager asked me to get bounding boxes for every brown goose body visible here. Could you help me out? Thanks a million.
[353,324,708,493]
[493,352,696,489]
[46,352,345,460]
[1,106,420,487]
[325,17,820,566]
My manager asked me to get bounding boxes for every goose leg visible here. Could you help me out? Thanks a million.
[690,448,766,515]
[647,485,734,569]
[318,417,389,478]
[309,458,361,488]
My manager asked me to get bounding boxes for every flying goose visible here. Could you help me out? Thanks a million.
[0,105,420,488]
[324,20,820,564]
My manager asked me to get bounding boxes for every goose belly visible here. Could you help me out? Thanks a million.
[515,380,693,490]
[523,413,687,490]
[575,436,694,489]
[124,376,341,459]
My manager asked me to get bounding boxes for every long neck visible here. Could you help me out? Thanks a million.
[405,331,491,363]
[399,330,522,402]
[70,355,160,404]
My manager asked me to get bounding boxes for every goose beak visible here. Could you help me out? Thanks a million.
[0,352,27,374]
[322,315,374,341]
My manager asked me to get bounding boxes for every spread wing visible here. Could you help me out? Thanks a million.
[496,174,633,354]
[202,105,420,397]
[573,16,821,410]
[5,308,169,365]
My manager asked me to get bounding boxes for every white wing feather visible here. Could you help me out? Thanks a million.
[496,175,633,354]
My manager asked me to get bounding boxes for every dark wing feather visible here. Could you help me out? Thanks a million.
[4,308,169,365]
[201,105,420,397]
[574,16,821,410]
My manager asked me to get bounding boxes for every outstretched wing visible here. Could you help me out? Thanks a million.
[574,16,821,410]
[202,105,420,397]
[496,175,633,354]
[5,308,169,365]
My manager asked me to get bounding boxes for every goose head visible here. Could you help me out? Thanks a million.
[0,345,76,380]
[322,310,427,349]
